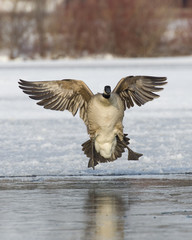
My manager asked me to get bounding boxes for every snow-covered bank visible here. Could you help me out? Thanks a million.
[0,57,192,177]
[1,55,192,67]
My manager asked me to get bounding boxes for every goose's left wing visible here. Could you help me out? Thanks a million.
[112,76,167,109]
[18,79,94,125]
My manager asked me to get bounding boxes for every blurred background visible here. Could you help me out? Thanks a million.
[0,0,192,60]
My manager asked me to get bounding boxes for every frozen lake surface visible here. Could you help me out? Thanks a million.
[0,57,192,176]
[0,57,192,239]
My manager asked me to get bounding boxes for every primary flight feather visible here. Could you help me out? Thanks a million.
[19,76,167,169]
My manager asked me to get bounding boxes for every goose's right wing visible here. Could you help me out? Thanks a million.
[18,79,94,125]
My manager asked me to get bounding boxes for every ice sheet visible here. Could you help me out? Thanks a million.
[0,57,192,177]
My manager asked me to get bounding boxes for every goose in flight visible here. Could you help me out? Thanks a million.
[19,76,167,169]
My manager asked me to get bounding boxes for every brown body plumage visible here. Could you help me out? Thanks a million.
[18,76,167,169]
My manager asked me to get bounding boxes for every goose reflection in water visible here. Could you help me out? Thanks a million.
[83,190,128,240]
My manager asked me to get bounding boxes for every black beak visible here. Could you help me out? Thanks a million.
[104,85,111,94]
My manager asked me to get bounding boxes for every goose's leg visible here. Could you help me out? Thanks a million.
[88,139,95,169]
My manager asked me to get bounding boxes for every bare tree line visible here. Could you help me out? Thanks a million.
[0,0,192,59]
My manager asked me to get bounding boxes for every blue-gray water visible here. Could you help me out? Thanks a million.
[0,176,192,240]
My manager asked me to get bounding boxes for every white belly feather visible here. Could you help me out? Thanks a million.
[87,93,124,158]
[95,131,117,158]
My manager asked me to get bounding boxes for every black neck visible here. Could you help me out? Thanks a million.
[102,93,110,99]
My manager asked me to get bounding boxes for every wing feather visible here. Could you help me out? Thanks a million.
[113,76,167,109]
[18,79,93,124]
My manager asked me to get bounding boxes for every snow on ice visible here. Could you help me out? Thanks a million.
[0,57,192,177]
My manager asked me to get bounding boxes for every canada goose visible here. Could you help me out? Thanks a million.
[18,76,167,169]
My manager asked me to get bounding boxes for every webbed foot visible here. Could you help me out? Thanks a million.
[127,146,143,160]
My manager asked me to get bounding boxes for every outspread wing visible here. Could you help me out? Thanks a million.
[112,76,167,109]
[18,79,94,125]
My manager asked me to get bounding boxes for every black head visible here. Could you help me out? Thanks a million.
[103,85,111,99]
[104,85,111,94]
